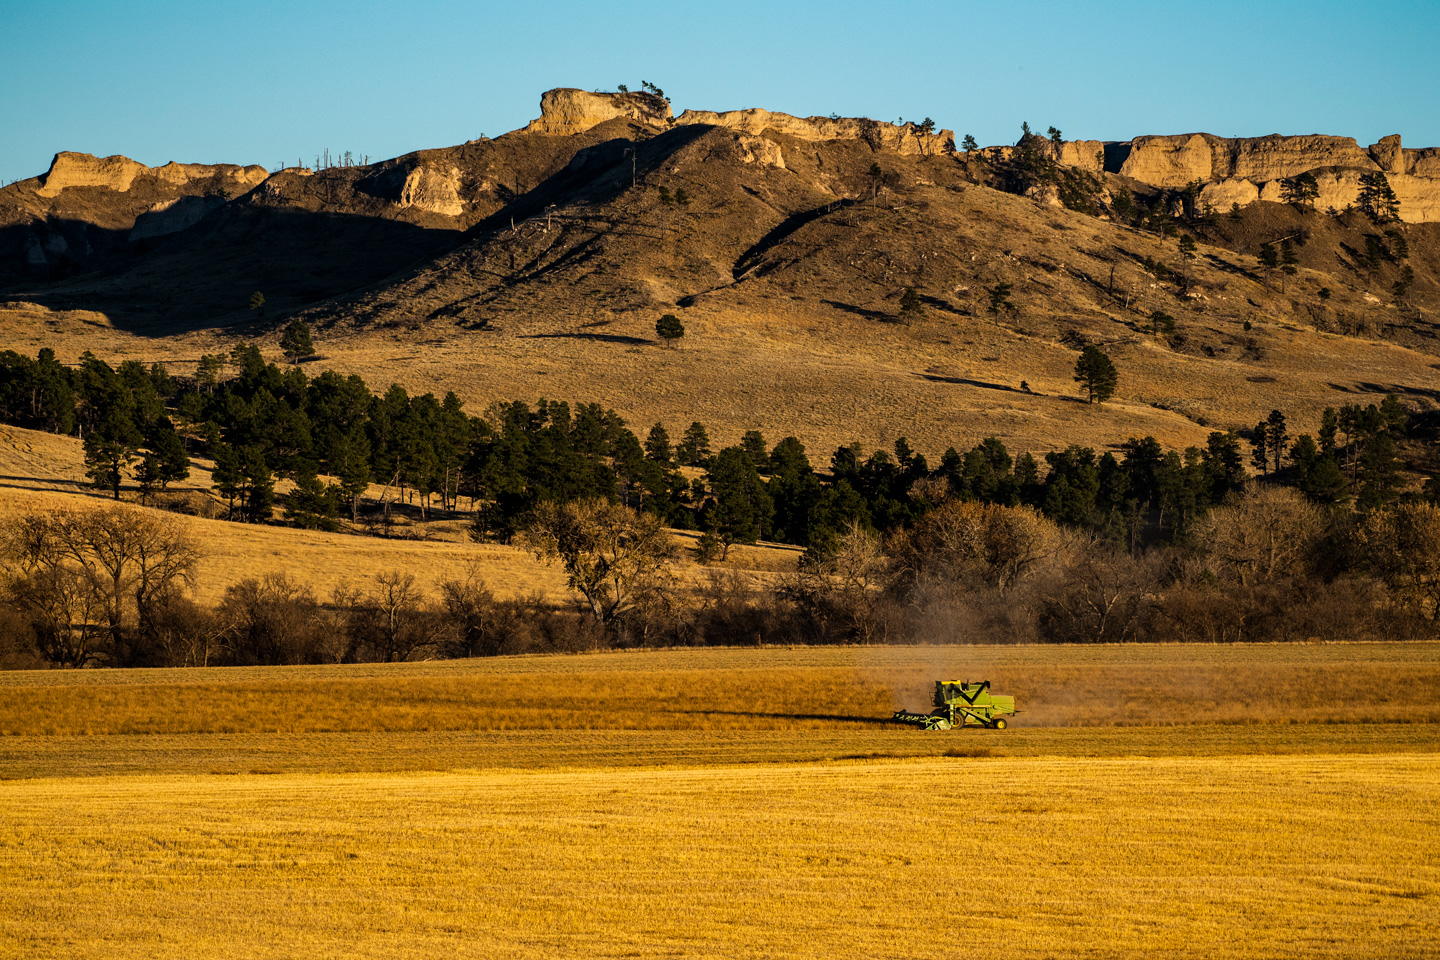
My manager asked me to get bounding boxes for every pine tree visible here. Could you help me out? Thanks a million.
[677,421,711,466]
[135,453,162,503]
[1249,421,1271,474]
[962,134,978,154]
[1073,345,1118,404]
[644,423,673,465]
[83,426,140,500]
[702,446,773,558]
[146,418,190,488]
[239,446,275,523]
[899,286,923,321]
[280,318,315,364]
[1265,409,1289,473]
[741,430,768,473]
[1258,242,1279,287]
[655,313,685,347]
[333,428,372,523]
[285,461,340,531]
[1359,172,1400,222]
[210,437,243,519]
[987,283,1013,322]
[1281,172,1319,209]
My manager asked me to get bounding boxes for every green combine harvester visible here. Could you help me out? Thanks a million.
[892,680,1017,730]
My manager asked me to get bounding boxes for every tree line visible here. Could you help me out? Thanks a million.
[4,481,1438,671]
[3,343,1425,554]
[1,344,1437,667]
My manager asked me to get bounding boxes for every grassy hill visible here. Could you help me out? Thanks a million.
[4,110,1439,462]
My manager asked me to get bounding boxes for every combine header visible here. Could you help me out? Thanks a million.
[892,680,1016,730]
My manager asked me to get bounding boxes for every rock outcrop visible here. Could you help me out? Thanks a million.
[129,195,228,240]
[1033,131,1440,223]
[675,108,954,156]
[35,153,148,196]
[1105,133,1378,187]
[35,152,267,197]
[397,164,465,217]
[524,88,672,136]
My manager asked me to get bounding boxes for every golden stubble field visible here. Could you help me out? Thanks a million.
[0,755,1435,960]
[3,645,1440,957]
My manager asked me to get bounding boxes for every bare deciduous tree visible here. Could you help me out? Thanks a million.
[1194,485,1325,587]
[0,506,200,666]
[216,573,319,665]
[523,499,676,633]
[780,521,890,643]
[1038,536,1161,643]
[1359,503,1440,621]
[890,500,1058,594]
[354,571,443,662]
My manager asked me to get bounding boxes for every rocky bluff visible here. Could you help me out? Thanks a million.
[1035,131,1440,223]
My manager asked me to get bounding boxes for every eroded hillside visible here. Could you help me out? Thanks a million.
[2,88,1438,456]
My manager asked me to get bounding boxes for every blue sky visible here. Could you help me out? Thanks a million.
[3,0,1437,182]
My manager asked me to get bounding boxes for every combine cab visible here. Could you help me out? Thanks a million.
[892,680,1016,730]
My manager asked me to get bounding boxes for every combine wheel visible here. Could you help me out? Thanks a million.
[992,718,1008,730]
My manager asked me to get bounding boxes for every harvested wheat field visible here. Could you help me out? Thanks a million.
[2,756,1437,959]
[2,644,1438,957]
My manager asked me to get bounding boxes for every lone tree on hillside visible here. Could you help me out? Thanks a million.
[248,291,266,317]
[986,282,1014,323]
[280,318,315,364]
[1074,345,1118,404]
[899,286,923,321]
[655,313,685,347]
[867,162,888,203]
[1258,242,1279,288]
[962,134,978,154]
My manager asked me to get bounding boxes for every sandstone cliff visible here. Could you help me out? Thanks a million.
[673,108,954,156]
[523,88,671,135]
[36,152,267,197]
[397,164,465,217]
[1034,131,1440,223]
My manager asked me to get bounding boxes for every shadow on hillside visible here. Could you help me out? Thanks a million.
[3,206,460,336]
[459,123,716,243]
[520,332,654,346]
[822,299,892,322]
[1354,381,1440,401]
[917,373,1021,392]
[680,710,896,727]
[733,200,855,280]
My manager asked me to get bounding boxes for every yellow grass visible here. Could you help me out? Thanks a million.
[0,457,803,605]
[3,645,1437,957]
[6,228,1440,465]
[2,755,1437,959]
[3,643,1437,739]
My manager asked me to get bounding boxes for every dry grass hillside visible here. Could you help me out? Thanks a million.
[0,426,801,606]
[4,100,1440,461]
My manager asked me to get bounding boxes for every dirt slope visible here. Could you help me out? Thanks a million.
[3,93,1439,458]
